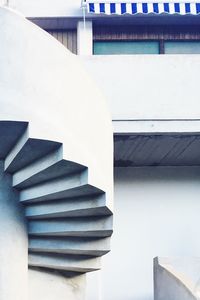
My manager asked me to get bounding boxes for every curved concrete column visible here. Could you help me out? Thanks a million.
[0,7,113,209]
[0,6,113,300]
[0,161,27,300]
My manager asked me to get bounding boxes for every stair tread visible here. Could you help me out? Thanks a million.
[25,194,111,219]
[7,138,61,173]
[14,158,86,189]
[28,216,113,237]
[20,183,103,204]
[28,253,101,272]
[29,236,110,256]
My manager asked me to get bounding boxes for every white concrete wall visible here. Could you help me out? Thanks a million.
[0,7,113,208]
[4,0,83,17]
[29,269,86,300]
[77,21,93,55]
[154,257,200,300]
[82,55,200,120]
[87,166,200,300]
[0,161,28,300]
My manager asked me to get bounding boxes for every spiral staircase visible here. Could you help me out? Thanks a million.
[1,120,113,274]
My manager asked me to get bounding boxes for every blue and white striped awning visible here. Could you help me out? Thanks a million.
[83,1,200,15]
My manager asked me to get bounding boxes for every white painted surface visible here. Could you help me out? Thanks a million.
[157,257,200,287]
[77,21,93,55]
[4,0,83,17]
[86,167,200,300]
[4,0,198,17]
[29,269,86,300]
[154,257,199,300]
[113,120,200,134]
[0,7,113,209]
[0,161,28,300]
[82,55,200,120]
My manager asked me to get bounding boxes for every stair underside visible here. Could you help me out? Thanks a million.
[29,253,101,273]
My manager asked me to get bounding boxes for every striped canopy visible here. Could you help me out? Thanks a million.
[83,1,200,15]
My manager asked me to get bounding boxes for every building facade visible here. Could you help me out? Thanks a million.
[1,1,200,299]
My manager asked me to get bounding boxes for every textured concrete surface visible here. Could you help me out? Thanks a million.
[29,269,86,300]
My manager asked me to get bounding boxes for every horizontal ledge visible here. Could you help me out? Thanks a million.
[113,119,200,134]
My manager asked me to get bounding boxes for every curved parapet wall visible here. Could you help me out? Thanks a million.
[0,6,113,209]
[154,257,200,300]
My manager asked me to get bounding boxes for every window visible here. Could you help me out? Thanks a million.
[93,25,200,55]
[164,41,200,54]
[93,41,159,55]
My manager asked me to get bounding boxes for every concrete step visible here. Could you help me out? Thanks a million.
[19,170,87,203]
[13,147,86,189]
[12,147,63,188]
[28,216,113,237]
[4,126,29,171]
[20,171,103,204]
[29,236,110,256]
[5,137,61,173]
[25,194,112,219]
[0,121,28,159]
[28,253,101,273]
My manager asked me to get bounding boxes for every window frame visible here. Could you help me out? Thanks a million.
[93,25,200,55]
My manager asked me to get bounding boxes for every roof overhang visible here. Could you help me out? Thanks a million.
[114,120,200,167]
